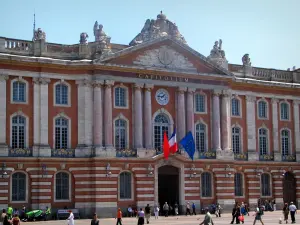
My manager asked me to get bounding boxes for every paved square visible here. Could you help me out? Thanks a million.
[23,211,292,225]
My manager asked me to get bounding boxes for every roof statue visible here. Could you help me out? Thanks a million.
[242,54,251,66]
[207,39,228,70]
[79,32,89,44]
[129,11,187,46]
[33,28,46,41]
[93,22,112,59]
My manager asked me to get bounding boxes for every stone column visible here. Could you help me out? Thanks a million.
[93,81,104,156]
[33,77,51,157]
[272,98,280,161]
[220,90,233,159]
[177,87,187,141]
[144,84,154,149]
[212,90,222,152]
[104,80,115,153]
[134,83,143,149]
[75,79,94,157]
[246,95,257,161]
[293,100,300,162]
[0,75,8,156]
[186,88,195,136]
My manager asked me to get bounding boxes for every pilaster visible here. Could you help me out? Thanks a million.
[246,95,258,161]
[293,100,300,162]
[272,98,280,161]
[134,83,144,150]
[144,84,154,150]
[0,75,8,156]
[186,88,195,136]
[212,90,222,154]
[177,87,187,141]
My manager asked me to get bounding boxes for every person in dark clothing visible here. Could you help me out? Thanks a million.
[235,206,241,224]
[145,204,151,224]
[91,213,99,225]
[231,206,237,224]
[192,203,196,215]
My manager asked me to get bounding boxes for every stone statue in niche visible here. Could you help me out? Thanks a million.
[242,54,251,66]
[33,28,46,41]
[79,32,89,44]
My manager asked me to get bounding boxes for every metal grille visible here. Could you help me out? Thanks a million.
[154,114,169,151]
[232,126,241,154]
[115,87,126,107]
[234,173,243,196]
[261,173,271,196]
[258,101,267,118]
[195,123,206,153]
[13,81,26,102]
[115,119,127,150]
[12,172,26,201]
[280,103,289,120]
[201,172,212,197]
[55,84,68,105]
[259,128,268,155]
[231,98,240,116]
[55,117,68,149]
[281,129,290,156]
[12,116,26,149]
[55,172,69,200]
[119,172,132,199]
[195,94,205,112]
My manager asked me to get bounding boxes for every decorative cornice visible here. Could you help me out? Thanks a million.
[104,79,114,88]
[271,98,279,104]
[0,74,9,82]
[222,89,231,97]
[33,77,51,85]
[76,79,93,87]
[293,100,300,106]
[213,90,222,96]
[177,86,187,94]
[133,83,144,89]
[187,87,196,93]
[144,83,154,91]
[246,95,256,102]
[92,80,104,88]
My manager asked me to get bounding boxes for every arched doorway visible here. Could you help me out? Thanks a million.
[158,165,180,212]
[283,172,296,204]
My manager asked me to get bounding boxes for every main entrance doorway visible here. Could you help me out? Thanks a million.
[283,172,296,204]
[158,165,180,211]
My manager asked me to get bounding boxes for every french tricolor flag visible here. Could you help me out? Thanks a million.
[163,128,178,159]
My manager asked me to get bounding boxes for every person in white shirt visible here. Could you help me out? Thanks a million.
[289,202,297,224]
[66,210,74,225]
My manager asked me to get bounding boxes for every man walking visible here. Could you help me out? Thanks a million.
[289,202,297,224]
[198,208,214,225]
[186,202,191,216]
[116,208,122,225]
[192,202,196,215]
[145,204,151,224]
[163,202,169,217]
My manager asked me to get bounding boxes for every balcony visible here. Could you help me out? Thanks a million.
[116,149,137,158]
[51,149,75,158]
[9,148,32,157]
[199,151,216,159]
[259,154,274,161]
[282,154,296,162]
[234,152,248,161]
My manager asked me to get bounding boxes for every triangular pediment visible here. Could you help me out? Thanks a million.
[98,37,233,76]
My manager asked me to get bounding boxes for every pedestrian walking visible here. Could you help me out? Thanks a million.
[66,210,74,225]
[154,205,159,219]
[0,209,7,225]
[283,203,289,224]
[289,202,297,224]
[116,208,122,225]
[186,202,191,216]
[192,202,196,215]
[198,208,214,225]
[174,203,179,217]
[145,204,151,224]
[163,202,169,217]
[91,213,99,225]
[137,208,145,225]
[253,206,264,225]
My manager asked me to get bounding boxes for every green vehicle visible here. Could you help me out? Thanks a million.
[25,208,51,221]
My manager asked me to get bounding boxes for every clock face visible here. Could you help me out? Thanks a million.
[155,89,169,105]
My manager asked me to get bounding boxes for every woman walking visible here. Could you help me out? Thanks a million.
[137,208,145,225]
[154,205,159,219]
[283,203,289,224]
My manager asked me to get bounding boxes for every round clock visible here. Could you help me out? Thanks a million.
[155,89,169,105]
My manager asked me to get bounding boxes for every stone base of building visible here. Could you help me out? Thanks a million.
[274,152,281,161]
[0,143,8,156]
[75,145,94,157]
[33,145,51,157]
[248,151,258,161]
[216,150,234,160]
[137,149,156,158]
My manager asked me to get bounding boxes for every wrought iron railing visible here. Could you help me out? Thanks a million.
[116,149,137,158]
[282,154,296,162]
[234,152,248,161]
[9,148,32,157]
[51,149,75,158]
[259,154,274,161]
[199,150,216,159]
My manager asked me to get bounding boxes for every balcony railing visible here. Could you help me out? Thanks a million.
[116,149,137,158]
[234,152,248,161]
[9,148,32,157]
[282,154,296,162]
[199,151,216,159]
[259,154,274,161]
[51,149,75,158]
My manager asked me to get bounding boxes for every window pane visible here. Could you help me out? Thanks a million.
[196,123,206,152]
[154,114,169,151]
[13,82,26,102]
[258,101,267,118]
[261,174,270,196]
[12,173,26,201]
[232,127,240,154]
[115,87,126,107]
[259,128,268,155]
[56,84,68,105]
[56,172,69,200]
[234,173,243,196]
[232,99,240,116]
[115,119,127,150]
[195,94,205,112]
[120,172,131,199]
[55,118,68,149]
[281,130,289,156]
[281,103,289,120]
[11,116,26,149]
[201,172,212,197]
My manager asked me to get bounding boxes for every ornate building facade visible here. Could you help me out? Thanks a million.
[0,12,299,217]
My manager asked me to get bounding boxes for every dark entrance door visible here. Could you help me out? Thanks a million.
[158,165,179,212]
[283,172,296,204]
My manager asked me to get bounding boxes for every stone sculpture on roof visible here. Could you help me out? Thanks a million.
[129,11,187,46]
[93,21,112,59]
[79,32,89,44]
[242,54,251,66]
[33,28,46,41]
[207,39,228,70]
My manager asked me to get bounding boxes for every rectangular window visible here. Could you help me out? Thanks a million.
[120,173,131,199]
[201,173,212,197]
[232,99,240,116]
[258,101,267,118]
[280,103,289,120]
[13,82,26,102]
[115,87,126,107]
[195,94,205,113]
[234,173,243,196]
[261,174,271,196]
[196,131,205,152]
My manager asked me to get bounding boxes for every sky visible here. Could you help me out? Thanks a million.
[1,0,299,70]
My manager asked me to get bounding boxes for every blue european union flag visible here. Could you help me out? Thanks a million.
[179,131,195,160]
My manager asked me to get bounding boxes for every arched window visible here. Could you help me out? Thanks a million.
[55,117,69,149]
[231,98,240,116]
[12,172,26,201]
[153,114,169,151]
[201,172,212,197]
[258,100,267,119]
[281,129,290,156]
[55,84,68,105]
[119,172,132,199]
[55,172,70,200]
[234,173,243,196]
[12,81,26,102]
[115,87,127,107]
[11,115,26,149]
[115,119,127,150]
[280,102,289,120]
[261,173,271,196]
[259,128,268,155]
[195,94,206,113]
[195,123,206,152]
[232,126,241,154]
